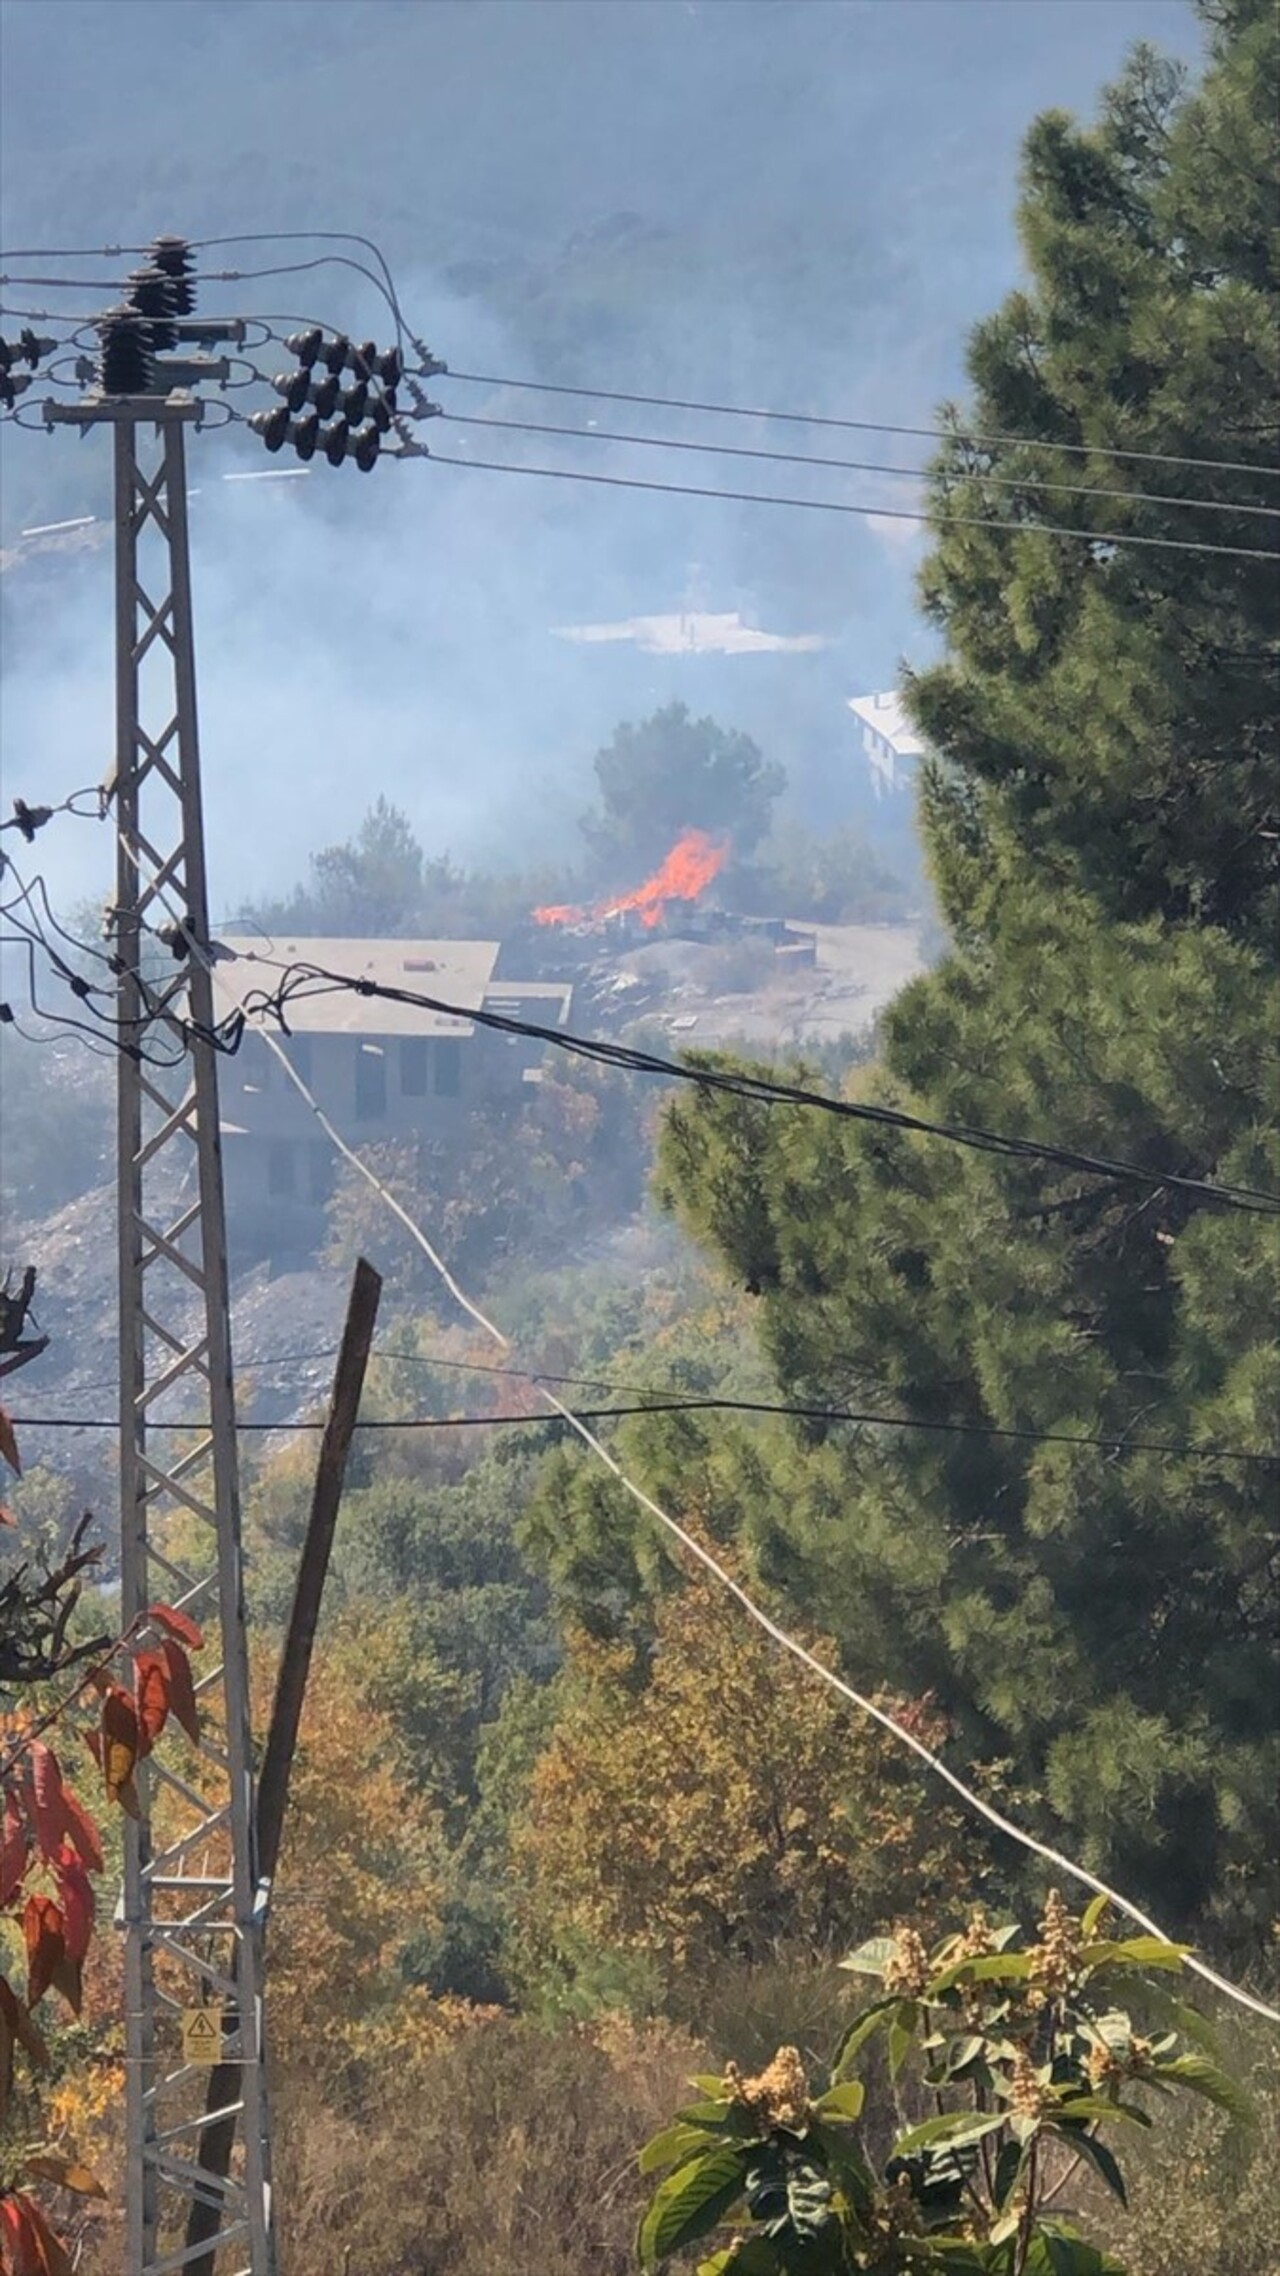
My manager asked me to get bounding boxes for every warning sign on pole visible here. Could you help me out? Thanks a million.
[181,2008,222,2065]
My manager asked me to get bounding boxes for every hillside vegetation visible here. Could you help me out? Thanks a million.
[0,5,1275,2273]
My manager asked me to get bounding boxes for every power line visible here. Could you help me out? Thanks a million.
[219,963,1280,2030]
[12,1396,1275,1466]
[442,368,1280,483]
[8,231,1277,487]
[441,410,1280,523]
[136,873,1280,2027]
[11,861,1279,1219]
[228,958,1280,1218]
[415,446,1280,564]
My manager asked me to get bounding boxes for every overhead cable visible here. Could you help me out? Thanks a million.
[13,1396,1274,1467]
[100,818,1280,2026]
[442,368,1280,482]
[220,967,1280,2030]
[441,410,1280,522]
[415,447,1280,564]
[227,959,1280,1218]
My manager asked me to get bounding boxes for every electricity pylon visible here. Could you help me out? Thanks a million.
[47,381,275,2276]
[28,238,416,2272]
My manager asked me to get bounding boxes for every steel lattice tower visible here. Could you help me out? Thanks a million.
[48,391,275,2276]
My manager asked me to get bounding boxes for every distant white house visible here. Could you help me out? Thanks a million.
[555,610,826,656]
[846,691,927,799]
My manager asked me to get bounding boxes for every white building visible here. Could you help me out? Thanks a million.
[846,690,928,799]
[214,937,571,1251]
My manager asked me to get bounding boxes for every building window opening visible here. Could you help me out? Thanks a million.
[355,1042,387,1120]
[433,1038,461,1098]
[400,1037,429,1097]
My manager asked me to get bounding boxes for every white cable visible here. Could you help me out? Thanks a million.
[106,825,1278,2031]
[216,960,1279,2030]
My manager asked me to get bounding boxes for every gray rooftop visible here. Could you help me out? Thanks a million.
[216,938,501,1039]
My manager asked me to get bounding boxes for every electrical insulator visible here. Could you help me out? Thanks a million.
[321,418,351,468]
[369,395,393,435]
[271,368,311,413]
[0,329,53,373]
[147,236,197,315]
[98,309,156,396]
[322,333,351,375]
[352,420,380,473]
[250,406,291,452]
[0,370,31,408]
[292,409,320,462]
[311,372,339,419]
[376,347,402,388]
[286,328,324,368]
[126,267,181,352]
[358,339,378,370]
[341,380,368,422]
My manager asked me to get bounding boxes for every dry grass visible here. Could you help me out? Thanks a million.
[1084,2019,1280,2276]
[274,2007,705,2276]
[68,1978,1277,2275]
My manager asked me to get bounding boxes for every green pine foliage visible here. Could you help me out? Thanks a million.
[566,4,1280,1951]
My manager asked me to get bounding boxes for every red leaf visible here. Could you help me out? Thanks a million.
[22,1895,64,2010]
[26,1744,65,1865]
[100,1688,140,1810]
[10,2197,74,2276]
[53,1847,94,1965]
[160,1640,200,1745]
[0,1793,28,1908]
[56,1785,104,1875]
[0,2196,41,2276]
[0,1978,50,2070]
[49,1951,84,2020]
[146,1601,204,1652]
[0,1508,15,1529]
[0,1407,20,1479]
[134,1651,171,1750]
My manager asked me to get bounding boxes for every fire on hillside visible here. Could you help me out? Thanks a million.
[533,829,728,936]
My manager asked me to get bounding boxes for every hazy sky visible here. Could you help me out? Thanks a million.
[0,0,1198,909]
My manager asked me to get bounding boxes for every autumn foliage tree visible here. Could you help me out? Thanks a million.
[511,1570,987,1996]
[254,1611,446,2082]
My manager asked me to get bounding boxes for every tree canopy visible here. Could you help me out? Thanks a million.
[538,5,1280,1952]
[908,2,1277,949]
[581,703,786,873]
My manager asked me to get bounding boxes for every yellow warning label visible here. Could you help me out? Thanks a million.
[181,2008,221,2064]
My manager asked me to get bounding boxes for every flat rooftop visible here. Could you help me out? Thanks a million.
[216,937,500,1038]
[846,691,927,758]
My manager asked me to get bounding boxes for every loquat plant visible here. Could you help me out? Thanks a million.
[636,1892,1253,2275]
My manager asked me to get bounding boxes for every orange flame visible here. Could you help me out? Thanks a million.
[533,830,728,931]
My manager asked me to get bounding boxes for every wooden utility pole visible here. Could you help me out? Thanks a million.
[185,1258,382,2276]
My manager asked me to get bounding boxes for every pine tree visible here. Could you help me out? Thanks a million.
[539,4,1280,1949]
